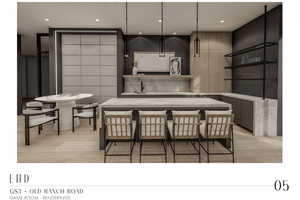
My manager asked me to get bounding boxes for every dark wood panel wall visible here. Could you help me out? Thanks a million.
[232,5,282,99]
[124,35,190,75]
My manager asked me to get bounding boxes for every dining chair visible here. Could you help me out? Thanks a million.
[199,110,235,163]
[72,103,98,132]
[103,111,136,163]
[138,111,168,163]
[167,110,201,163]
[22,108,60,145]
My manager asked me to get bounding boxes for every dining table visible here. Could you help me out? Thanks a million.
[35,93,93,131]
[99,97,231,150]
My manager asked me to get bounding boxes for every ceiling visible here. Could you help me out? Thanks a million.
[17,2,281,55]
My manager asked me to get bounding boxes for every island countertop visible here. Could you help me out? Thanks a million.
[100,97,231,109]
[121,92,269,102]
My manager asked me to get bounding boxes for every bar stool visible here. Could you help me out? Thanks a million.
[199,110,235,163]
[167,110,201,163]
[138,111,168,163]
[103,111,136,163]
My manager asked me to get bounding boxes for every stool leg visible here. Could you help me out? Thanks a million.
[198,138,201,163]
[173,140,176,163]
[139,141,143,163]
[207,140,210,163]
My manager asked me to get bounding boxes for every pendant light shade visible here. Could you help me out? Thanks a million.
[124,2,129,58]
[194,2,200,57]
[159,2,165,57]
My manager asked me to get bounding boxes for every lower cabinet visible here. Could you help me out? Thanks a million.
[240,99,253,131]
[221,96,253,132]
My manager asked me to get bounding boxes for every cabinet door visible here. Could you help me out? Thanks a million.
[221,96,240,124]
[231,98,241,125]
[240,100,254,131]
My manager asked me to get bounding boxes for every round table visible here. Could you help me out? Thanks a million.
[35,94,93,131]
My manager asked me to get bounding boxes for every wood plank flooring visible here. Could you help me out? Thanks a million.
[17,116,282,163]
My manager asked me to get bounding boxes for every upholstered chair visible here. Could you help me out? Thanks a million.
[103,110,136,163]
[138,111,168,163]
[199,110,235,163]
[72,103,98,132]
[167,110,201,163]
[25,101,43,110]
[22,108,60,145]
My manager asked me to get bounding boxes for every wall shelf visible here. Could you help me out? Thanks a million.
[224,78,277,81]
[123,74,192,80]
[224,78,263,81]
[224,42,278,57]
[224,60,277,69]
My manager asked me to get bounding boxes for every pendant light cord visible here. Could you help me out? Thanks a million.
[124,2,128,58]
[126,2,128,34]
[160,2,165,55]
[195,2,200,56]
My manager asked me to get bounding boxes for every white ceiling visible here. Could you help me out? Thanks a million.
[17,2,281,55]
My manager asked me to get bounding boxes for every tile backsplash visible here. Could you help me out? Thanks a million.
[124,78,190,93]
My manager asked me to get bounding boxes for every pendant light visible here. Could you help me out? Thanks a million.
[124,2,129,58]
[159,2,165,57]
[194,2,200,57]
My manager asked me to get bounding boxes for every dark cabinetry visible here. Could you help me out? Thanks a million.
[221,96,253,132]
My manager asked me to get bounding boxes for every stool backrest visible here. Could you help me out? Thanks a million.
[104,111,133,138]
[205,111,233,138]
[139,111,167,139]
[172,110,200,138]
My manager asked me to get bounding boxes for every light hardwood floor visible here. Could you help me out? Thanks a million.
[17,116,282,163]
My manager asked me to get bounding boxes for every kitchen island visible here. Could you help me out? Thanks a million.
[99,97,231,150]
[121,92,278,137]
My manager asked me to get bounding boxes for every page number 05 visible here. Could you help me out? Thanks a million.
[274,180,289,191]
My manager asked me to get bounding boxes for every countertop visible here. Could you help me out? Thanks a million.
[101,97,231,108]
[121,92,270,102]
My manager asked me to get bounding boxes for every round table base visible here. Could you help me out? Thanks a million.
[56,101,79,131]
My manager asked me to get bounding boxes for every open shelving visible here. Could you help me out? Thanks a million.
[224,5,277,99]
[224,60,277,69]
[224,42,277,57]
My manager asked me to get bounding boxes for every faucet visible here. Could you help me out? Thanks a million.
[140,80,145,93]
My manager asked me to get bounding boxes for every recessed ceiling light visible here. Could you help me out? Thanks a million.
[158,19,162,23]
[220,19,225,23]
[172,32,177,35]
[44,18,50,22]
[95,18,100,22]
[138,32,143,35]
